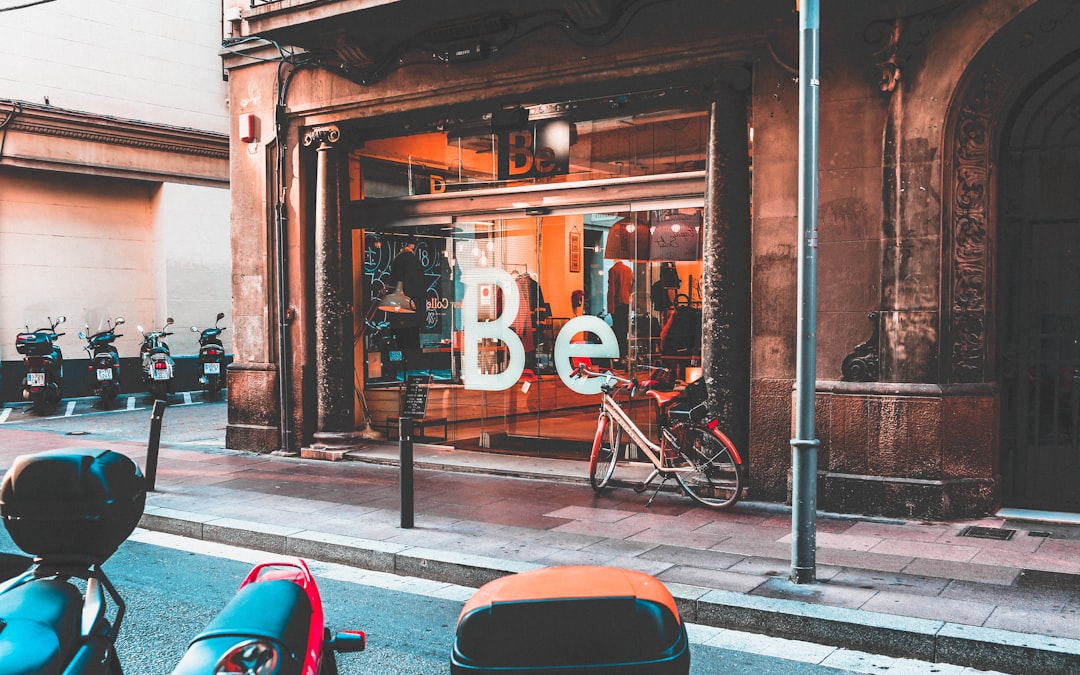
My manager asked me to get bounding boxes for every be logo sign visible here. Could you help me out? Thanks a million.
[496,120,572,181]
[460,269,617,394]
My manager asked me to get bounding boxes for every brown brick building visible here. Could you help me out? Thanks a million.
[221,0,1080,520]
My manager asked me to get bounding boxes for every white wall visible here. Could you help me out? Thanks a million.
[0,168,230,362]
[0,0,228,132]
[0,169,155,361]
[156,181,233,357]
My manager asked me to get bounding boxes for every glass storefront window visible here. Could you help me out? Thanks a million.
[352,94,712,457]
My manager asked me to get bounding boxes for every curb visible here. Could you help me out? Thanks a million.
[138,507,1080,674]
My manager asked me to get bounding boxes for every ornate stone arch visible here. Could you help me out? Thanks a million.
[942,0,1080,384]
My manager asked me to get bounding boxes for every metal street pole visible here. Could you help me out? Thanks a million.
[791,0,820,584]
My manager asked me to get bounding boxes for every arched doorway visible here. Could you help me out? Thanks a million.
[998,51,1080,512]
[942,1,1080,514]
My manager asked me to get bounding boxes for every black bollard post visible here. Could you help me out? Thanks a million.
[145,399,166,491]
[400,416,414,528]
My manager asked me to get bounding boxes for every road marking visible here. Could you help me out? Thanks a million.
[126,529,1005,674]
[183,392,192,405]
[0,408,9,424]
[65,401,77,417]
[127,396,136,410]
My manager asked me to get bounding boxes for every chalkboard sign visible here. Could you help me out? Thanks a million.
[402,376,431,418]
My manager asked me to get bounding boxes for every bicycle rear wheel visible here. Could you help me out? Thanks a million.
[672,425,742,509]
[589,411,621,491]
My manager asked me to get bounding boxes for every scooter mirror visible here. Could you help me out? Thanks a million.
[79,331,87,340]
[115,317,125,325]
[216,312,225,321]
[56,316,66,326]
[137,325,145,333]
[166,318,174,325]
[190,326,199,333]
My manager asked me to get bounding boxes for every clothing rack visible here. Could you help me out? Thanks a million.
[509,263,536,279]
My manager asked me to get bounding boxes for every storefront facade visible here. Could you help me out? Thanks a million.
[222,0,1080,520]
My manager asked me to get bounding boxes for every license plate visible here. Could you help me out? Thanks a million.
[97,369,113,381]
[203,362,220,375]
[152,369,170,381]
[26,372,45,387]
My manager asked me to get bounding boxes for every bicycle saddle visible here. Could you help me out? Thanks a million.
[646,389,682,409]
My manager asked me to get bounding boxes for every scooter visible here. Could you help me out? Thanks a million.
[0,449,364,675]
[190,312,227,401]
[80,317,125,409]
[138,317,175,401]
[171,557,366,675]
[0,447,146,675]
[15,315,66,414]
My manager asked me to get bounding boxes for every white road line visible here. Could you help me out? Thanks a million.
[127,396,136,410]
[65,401,77,417]
[0,408,10,424]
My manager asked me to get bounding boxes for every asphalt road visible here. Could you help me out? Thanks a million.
[0,523,992,674]
[0,391,227,447]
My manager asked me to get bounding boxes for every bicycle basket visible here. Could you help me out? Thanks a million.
[668,378,708,424]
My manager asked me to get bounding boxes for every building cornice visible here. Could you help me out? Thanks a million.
[0,101,229,186]
[3,101,228,159]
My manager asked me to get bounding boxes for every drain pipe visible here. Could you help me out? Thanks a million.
[274,104,293,452]
[791,0,820,585]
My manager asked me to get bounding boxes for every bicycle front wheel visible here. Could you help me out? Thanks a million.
[673,425,742,509]
[589,411,621,491]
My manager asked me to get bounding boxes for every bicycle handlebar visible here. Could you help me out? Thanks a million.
[572,364,644,395]
[573,363,680,395]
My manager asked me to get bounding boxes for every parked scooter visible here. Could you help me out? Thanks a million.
[190,312,227,401]
[80,317,125,409]
[0,447,146,675]
[171,557,365,675]
[138,318,175,400]
[15,315,66,414]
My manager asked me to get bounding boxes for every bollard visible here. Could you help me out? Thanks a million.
[400,416,414,528]
[145,399,166,491]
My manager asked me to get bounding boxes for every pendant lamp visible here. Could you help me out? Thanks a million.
[648,212,701,261]
[378,282,415,313]
[604,215,651,261]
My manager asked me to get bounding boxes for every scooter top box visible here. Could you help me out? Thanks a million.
[0,448,146,563]
[15,332,54,356]
[451,565,690,674]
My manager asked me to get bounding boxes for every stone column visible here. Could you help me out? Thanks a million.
[303,124,360,453]
[702,86,753,456]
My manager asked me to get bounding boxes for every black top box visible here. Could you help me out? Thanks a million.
[0,449,146,563]
[452,566,690,673]
[15,332,54,356]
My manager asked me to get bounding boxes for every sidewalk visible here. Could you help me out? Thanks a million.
[1,425,1079,674]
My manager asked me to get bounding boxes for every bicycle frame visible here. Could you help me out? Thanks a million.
[598,390,693,476]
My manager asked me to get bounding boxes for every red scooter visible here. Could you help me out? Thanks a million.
[171,557,365,675]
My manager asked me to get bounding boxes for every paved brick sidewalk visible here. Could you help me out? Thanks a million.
[1,426,1078,673]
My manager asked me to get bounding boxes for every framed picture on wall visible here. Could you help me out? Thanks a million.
[569,228,582,272]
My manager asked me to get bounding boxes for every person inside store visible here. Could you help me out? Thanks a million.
[607,259,633,363]
[386,235,427,379]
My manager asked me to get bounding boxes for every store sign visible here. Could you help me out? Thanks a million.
[497,120,571,181]
[460,268,618,393]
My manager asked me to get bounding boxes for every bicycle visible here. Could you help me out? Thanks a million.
[574,364,744,509]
